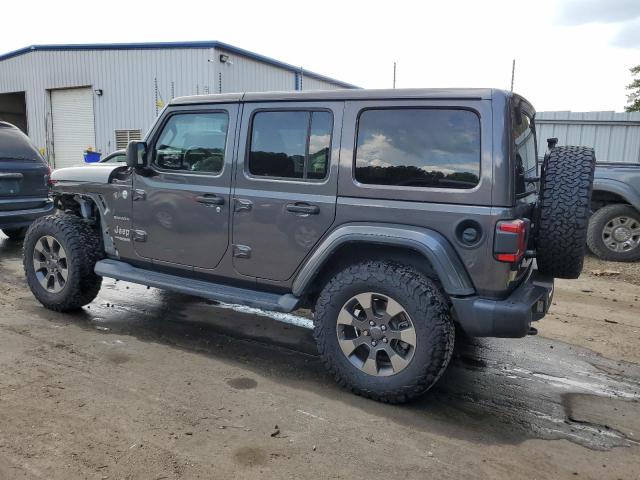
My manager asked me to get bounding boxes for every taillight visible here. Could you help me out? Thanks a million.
[45,165,54,186]
[494,219,527,263]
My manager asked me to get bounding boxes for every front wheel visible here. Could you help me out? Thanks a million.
[313,261,454,403]
[587,204,640,262]
[23,214,103,312]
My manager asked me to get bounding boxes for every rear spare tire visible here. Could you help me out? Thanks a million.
[535,146,596,279]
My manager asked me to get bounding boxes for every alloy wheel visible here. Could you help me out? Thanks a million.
[32,235,68,293]
[336,292,416,377]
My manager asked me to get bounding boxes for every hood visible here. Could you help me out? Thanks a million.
[51,164,127,183]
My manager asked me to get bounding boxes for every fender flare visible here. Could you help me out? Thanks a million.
[55,192,118,258]
[592,178,640,211]
[292,223,476,297]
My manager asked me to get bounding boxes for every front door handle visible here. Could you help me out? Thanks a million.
[286,203,320,215]
[195,194,225,206]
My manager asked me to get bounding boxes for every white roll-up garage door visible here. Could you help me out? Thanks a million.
[51,88,96,169]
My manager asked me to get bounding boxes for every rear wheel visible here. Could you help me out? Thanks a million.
[313,261,454,403]
[2,227,27,241]
[23,214,103,312]
[535,146,596,279]
[587,204,640,262]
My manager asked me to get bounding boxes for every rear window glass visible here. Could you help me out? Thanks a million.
[354,109,481,189]
[513,111,537,177]
[248,110,332,180]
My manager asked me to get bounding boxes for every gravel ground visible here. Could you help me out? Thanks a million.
[0,234,639,479]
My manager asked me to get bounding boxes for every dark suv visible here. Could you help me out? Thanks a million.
[0,121,53,240]
[22,89,596,403]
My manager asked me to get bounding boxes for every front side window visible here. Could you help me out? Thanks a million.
[248,110,332,180]
[153,112,228,174]
[355,109,481,189]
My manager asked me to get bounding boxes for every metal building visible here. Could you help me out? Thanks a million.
[0,41,355,168]
[536,111,640,163]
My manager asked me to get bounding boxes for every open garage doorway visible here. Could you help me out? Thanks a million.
[0,92,27,133]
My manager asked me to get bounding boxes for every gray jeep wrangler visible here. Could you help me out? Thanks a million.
[23,89,596,403]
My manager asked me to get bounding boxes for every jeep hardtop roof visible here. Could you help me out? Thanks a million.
[171,88,509,105]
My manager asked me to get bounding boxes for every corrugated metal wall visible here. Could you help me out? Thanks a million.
[215,48,292,93]
[214,48,342,93]
[0,47,345,164]
[298,75,343,91]
[536,111,640,164]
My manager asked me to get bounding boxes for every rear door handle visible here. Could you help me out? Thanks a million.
[195,194,225,206]
[286,203,320,215]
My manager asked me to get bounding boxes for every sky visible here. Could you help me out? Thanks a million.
[1,0,639,112]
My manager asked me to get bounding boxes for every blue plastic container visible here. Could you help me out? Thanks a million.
[83,151,102,163]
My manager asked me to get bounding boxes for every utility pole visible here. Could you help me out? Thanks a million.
[393,62,397,89]
[510,59,516,92]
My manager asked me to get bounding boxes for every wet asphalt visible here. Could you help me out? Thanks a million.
[1,236,639,453]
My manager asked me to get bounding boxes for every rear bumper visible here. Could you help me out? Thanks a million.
[0,199,53,230]
[451,270,554,338]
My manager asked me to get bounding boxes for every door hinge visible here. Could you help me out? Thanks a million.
[232,244,252,258]
[133,230,147,242]
[132,189,146,201]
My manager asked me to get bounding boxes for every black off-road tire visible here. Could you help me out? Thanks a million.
[536,146,596,279]
[586,204,640,262]
[23,214,103,312]
[2,227,28,241]
[313,261,455,403]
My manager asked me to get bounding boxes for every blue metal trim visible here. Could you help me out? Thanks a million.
[0,41,358,89]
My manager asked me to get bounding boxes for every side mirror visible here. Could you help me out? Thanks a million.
[126,141,147,168]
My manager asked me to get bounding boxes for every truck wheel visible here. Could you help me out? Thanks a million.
[313,261,454,403]
[586,204,640,262]
[536,146,596,279]
[2,227,28,241]
[23,214,103,312]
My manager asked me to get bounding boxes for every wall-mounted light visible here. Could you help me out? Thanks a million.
[219,54,230,63]
[94,89,103,96]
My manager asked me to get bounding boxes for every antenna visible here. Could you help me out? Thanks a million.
[511,59,516,92]
[393,62,397,89]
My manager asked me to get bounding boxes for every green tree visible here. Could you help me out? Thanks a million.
[626,65,640,112]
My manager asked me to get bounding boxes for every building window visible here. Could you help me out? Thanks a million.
[354,109,480,189]
[152,112,228,174]
[248,110,332,180]
[115,129,142,150]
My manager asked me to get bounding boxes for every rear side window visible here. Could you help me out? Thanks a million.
[513,109,537,195]
[248,111,332,180]
[354,109,481,189]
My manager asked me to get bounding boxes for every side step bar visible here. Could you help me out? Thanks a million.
[94,259,300,313]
